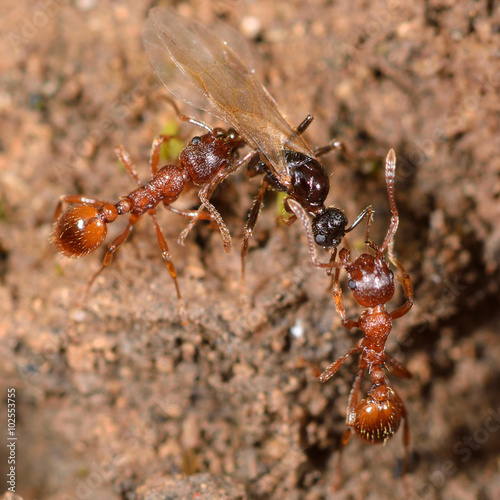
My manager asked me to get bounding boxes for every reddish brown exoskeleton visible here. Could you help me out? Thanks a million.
[289,150,414,487]
[143,7,371,285]
[53,116,246,305]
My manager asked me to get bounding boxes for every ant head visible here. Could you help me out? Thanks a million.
[224,128,245,151]
[354,382,405,444]
[185,128,244,158]
[345,254,394,307]
[54,204,117,257]
[188,133,212,146]
[311,207,348,248]
[225,128,241,141]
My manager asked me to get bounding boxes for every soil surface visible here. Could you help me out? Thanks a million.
[1,1,499,499]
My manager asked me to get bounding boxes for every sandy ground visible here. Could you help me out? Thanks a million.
[1,0,499,499]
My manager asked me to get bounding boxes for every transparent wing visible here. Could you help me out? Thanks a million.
[143,6,314,186]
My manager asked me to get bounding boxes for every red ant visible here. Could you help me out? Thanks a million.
[53,112,251,306]
[289,149,414,488]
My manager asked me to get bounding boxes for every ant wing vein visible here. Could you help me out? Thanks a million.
[143,6,314,186]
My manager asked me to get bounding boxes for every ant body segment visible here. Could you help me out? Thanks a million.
[53,116,247,304]
[289,150,414,487]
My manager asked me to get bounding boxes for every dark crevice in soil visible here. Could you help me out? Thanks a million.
[0,242,8,283]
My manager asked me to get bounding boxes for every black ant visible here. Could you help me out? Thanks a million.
[53,112,250,306]
[289,149,414,488]
[241,116,372,285]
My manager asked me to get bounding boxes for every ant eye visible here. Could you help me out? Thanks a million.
[315,234,327,245]
[389,270,394,280]
[191,136,201,144]
[348,279,356,290]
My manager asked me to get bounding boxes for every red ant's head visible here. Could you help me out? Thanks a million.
[345,253,395,307]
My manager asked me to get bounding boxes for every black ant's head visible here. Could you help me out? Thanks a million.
[311,207,348,248]
[345,254,395,307]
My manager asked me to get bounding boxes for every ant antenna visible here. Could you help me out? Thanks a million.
[379,149,399,258]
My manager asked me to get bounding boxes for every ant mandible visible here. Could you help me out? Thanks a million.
[53,110,251,306]
[289,149,414,487]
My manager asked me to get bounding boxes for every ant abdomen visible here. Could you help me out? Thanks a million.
[353,384,405,444]
[54,203,117,257]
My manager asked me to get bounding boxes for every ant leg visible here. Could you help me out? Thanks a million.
[116,134,181,187]
[99,213,138,268]
[325,248,339,291]
[148,210,183,305]
[149,134,184,175]
[178,150,259,253]
[283,114,314,147]
[159,95,214,133]
[314,139,345,158]
[287,199,339,270]
[344,205,374,248]
[163,205,213,221]
[115,146,142,186]
[277,213,297,226]
[317,343,362,383]
[278,198,302,226]
[325,247,340,289]
[286,115,345,158]
[277,198,297,226]
[345,370,364,427]
[79,214,139,306]
[196,153,257,252]
[241,179,269,289]
[178,114,213,133]
[53,195,110,220]
[389,258,414,320]
[385,354,412,380]
[297,114,314,134]
[332,260,360,330]
[149,135,165,175]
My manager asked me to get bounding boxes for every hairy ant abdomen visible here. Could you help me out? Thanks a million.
[354,384,406,444]
[54,203,117,257]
